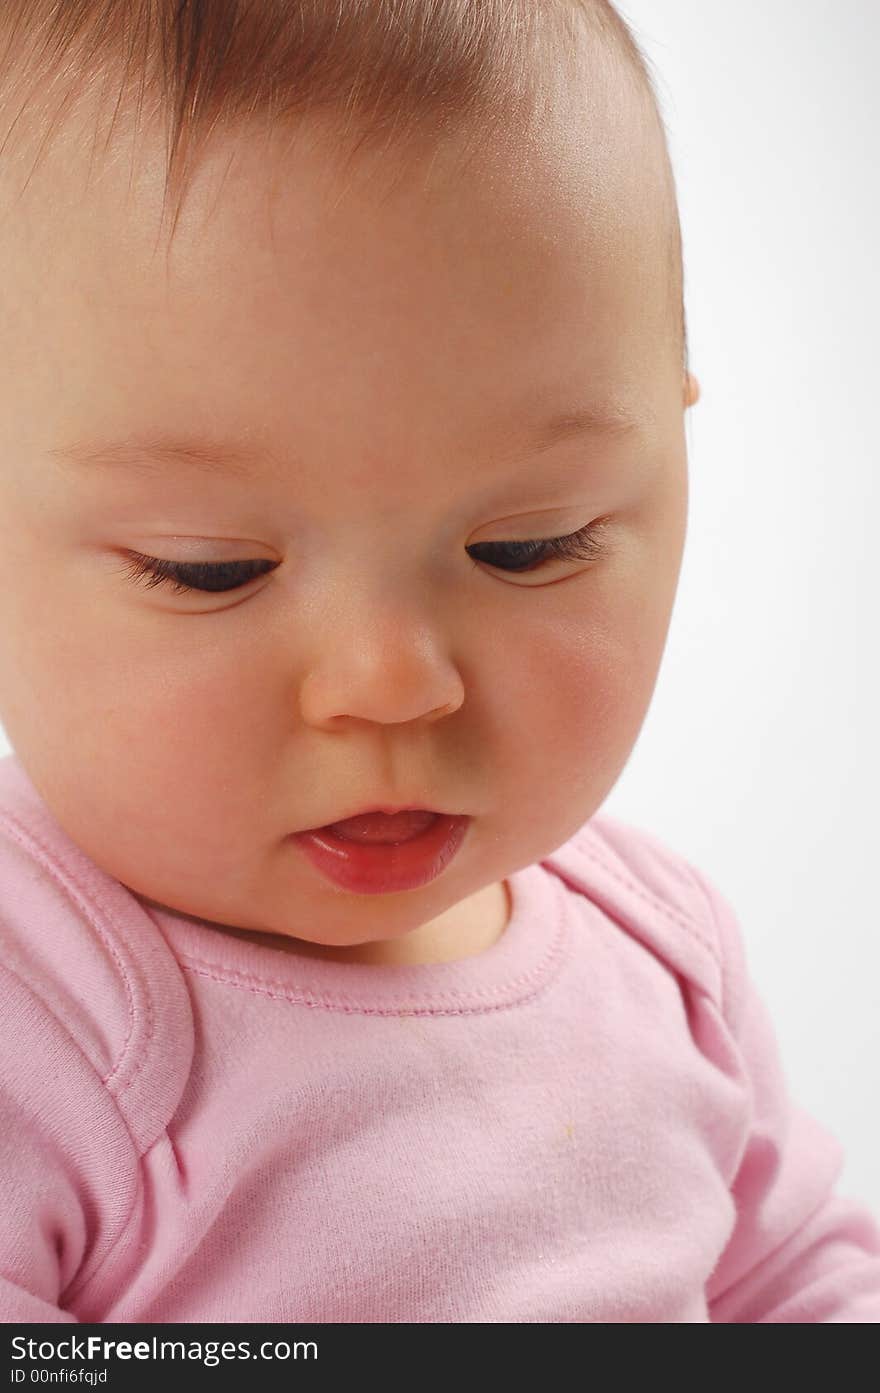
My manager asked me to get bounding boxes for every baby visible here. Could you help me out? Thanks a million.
[0,0,877,1325]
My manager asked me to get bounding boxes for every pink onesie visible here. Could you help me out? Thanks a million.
[0,752,878,1322]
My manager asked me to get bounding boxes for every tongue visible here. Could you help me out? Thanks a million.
[326,810,439,844]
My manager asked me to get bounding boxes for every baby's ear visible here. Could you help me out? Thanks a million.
[683,372,701,408]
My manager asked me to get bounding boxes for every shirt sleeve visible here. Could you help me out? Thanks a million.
[0,1102,81,1322]
[0,962,137,1323]
[687,865,880,1322]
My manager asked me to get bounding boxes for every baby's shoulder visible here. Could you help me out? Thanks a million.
[0,755,193,1152]
[541,811,731,1011]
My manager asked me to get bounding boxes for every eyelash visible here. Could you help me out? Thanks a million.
[469,520,609,574]
[119,521,610,597]
[119,554,278,596]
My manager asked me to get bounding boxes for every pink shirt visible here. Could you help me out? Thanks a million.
[1,752,878,1323]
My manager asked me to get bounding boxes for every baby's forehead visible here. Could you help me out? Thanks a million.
[0,139,677,494]
[0,0,682,452]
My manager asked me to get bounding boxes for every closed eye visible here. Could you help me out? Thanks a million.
[118,553,279,595]
[117,520,610,597]
[465,519,609,574]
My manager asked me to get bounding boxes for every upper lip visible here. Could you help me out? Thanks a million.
[307,804,453,828]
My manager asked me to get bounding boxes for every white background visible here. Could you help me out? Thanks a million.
[0,2,877,1215]
[604,1,879,1213]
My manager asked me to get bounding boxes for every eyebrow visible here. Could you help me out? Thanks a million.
[48,405,641,477]
[49,435,266,478]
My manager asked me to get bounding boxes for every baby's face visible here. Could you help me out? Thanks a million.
[0,67,692,964]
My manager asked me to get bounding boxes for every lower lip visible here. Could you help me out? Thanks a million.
[291,814,471,894]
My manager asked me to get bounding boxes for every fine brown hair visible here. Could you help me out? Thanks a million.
[0,0,687,371]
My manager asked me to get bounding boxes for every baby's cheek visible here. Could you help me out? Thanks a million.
[523,600,667,791]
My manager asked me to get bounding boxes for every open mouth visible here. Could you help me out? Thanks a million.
[292,813,471,894]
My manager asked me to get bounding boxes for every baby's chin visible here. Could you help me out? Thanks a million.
[163,878,511,967]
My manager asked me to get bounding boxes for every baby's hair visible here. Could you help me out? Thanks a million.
[0,0,687,373]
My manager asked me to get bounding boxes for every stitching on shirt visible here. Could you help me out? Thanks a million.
[670,857,734,1019]
[171,883,571,1014]
[566,825,723,970]
[0,809,148,1095]
[175,955,567,1016]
